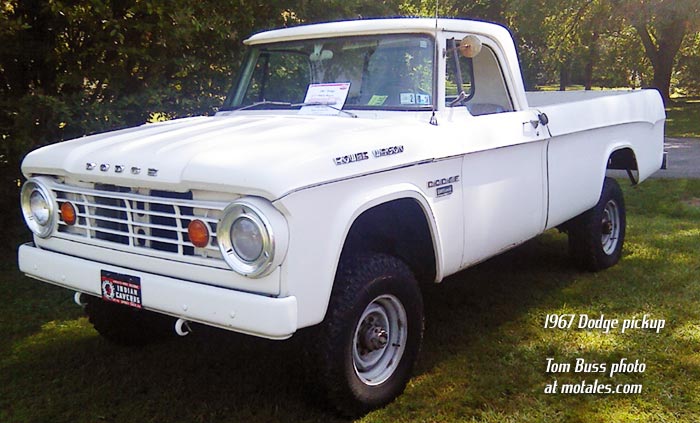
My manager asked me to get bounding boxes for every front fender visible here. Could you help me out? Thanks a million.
[275,179,446,329]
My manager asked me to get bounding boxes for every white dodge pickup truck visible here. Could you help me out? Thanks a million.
[18,18,664,415]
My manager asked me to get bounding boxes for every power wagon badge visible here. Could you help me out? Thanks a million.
[334,151,369,166]
[372,145,404,158]
[100,270,142,309]
[334,145,404,165]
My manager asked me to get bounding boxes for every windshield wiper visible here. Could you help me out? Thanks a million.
[225,100,293,111]
[222,100,357,118]
[299,101,358,118]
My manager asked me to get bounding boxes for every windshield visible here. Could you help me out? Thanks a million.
[224,34,435,111]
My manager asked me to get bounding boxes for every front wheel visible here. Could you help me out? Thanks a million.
[316,254,424,416]
[567,177,626,271]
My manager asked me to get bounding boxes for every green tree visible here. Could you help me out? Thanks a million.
[0,0,292,251]
[594,25,651,89]
[676,31,700,95]
[289,0,402,22]
[509,0,629,91]
[615,0,700,102]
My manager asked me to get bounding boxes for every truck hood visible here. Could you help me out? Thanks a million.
[22,113,453,199]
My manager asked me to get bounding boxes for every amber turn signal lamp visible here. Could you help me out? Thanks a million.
[188,219,210,248]
[60,202,77,225]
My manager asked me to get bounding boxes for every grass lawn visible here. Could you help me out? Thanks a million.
[2,179,700,423]
[666,97,700,138]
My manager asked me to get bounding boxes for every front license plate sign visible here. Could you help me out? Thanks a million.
[101,270,142,309]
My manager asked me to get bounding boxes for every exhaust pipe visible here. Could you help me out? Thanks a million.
[175,318,192,337]
[74,292,87,307]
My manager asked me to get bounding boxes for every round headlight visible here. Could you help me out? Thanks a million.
[20,178,56,238]
[30,190,51,225]
[217,198,287,278]
[230,217,263,262]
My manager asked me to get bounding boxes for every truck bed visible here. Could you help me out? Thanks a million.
[527,88,665,230]
[524,89,664,144]
[526,89,635,107]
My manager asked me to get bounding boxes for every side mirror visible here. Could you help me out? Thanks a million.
[459,35,482,58]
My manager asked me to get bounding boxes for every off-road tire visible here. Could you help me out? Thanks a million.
[316,253,424,417]
[84,296,176,346]
[567,177,626,271]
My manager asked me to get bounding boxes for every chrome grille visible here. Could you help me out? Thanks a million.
[51,182,229,268]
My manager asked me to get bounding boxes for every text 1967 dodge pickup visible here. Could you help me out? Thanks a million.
[18,18,664,415]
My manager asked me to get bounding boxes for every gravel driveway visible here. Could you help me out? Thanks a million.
[652,137,700,179]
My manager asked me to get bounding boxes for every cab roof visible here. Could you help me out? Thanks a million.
[244,18,510,45]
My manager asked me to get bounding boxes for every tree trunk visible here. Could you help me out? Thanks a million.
[633,20,687,104]
[584,61,593,91]
[559,63,569,91]
[652,56,675,104]
[584,32,599,91]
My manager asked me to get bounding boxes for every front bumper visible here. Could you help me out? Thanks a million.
[18,243,298,339]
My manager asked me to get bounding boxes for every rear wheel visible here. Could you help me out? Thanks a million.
[316,254,424,416]
[567,177,626,271]
[84,296,176,346]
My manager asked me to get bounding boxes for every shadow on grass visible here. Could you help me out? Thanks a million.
[421,232,573,363]
[1,314,346,423]
[376,206,700,420]
[0,233,577,423]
